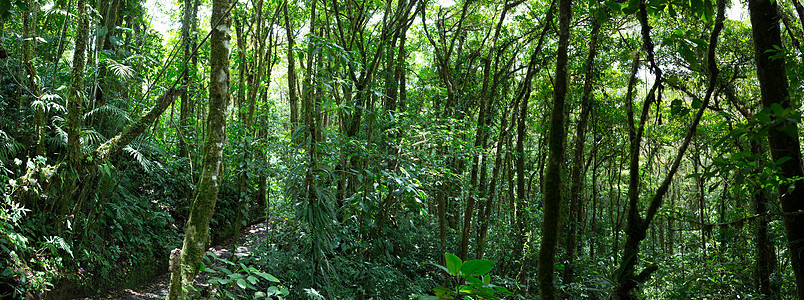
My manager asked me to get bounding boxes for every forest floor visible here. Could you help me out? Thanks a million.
[76,222,270,300]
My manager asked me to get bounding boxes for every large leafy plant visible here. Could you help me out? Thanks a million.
[421,253,512,300]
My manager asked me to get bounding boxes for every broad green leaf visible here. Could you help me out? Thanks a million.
[775,156,793,166]
[604,1,622,11]
[461,259,495,276]
[424,262,451,275]
[445,253,462,275]
[255,271,281,282]
[236,278,247,289]
[465,276,483,285]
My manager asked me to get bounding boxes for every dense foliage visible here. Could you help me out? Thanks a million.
[0,0,803,299]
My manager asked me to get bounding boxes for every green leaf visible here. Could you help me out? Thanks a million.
[483,274,491,285]
[604,1,622,11]
[236,278,247,289]
[424,262,452,275]
[775,156,792,166]
[445,253,462,275]
[247,275,258,285]
[622,0,640,14]
[255,271,281,283]
[679,44,699,69]
[461,259,495,276]
[465,276,483,285]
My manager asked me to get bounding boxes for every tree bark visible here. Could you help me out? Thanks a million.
[562,6,602,286]
[179,0,199,158]
[167,0,231,296]
[284,0,299,129]
[749,0,804,297]
[23,0,44,157]
[67,0,89,170]
[537,0,571,296]
[612,0,725,297]
[460,1,512,261]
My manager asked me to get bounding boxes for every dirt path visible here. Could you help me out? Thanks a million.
[78,223,269,299]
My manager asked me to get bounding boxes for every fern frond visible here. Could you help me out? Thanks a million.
[123,145,154,173]
[0,130,23,162]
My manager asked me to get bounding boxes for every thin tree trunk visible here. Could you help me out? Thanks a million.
[749,0,804,296]
[561,6,601,285]
[612,0,725,297]
[178,0,197,158]
[23,0,43,157]
[460,1,512,261]
[284,0,299,129]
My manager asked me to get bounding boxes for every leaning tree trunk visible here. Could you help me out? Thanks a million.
[612,0,725,297]
[167,0,231,297]
[537,0,571,296]
[748,0,804,297]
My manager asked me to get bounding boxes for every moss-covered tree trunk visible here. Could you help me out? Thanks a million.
[748,0,804,297]
[562,5,601,286]
[167,0,231,297]
[537,0,571,296]
[178,0,199,158]
[67,0,89,170]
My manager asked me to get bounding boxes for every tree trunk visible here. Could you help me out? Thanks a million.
[537,0,571,296]
[179,0,198,158]
[67,0,89,170]
[460,2,511,261]
[167,0,231,296]
[748,0,804,297]
[612,0,725,297]
[23,0,43,157]
[476,104,511,259]
[561,6,601,286]
[284,0,299,129]
[750,141,780,296]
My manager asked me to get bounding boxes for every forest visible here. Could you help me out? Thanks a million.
[0,0,803,298]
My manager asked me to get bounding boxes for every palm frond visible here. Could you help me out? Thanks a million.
[123,144,154,173]
[106,59,136,80]
[83,104,132,124]
[49,121,68,148]
[80,129,107,148]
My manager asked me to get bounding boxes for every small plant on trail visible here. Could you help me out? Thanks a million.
[198,251,289,299]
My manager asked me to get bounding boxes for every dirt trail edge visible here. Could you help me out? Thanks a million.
[76,222,270,300]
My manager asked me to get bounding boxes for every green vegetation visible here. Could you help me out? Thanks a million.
[0,0,803,299]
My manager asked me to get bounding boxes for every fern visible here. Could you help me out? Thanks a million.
[43,236,73,258]
[0,130,23,163]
